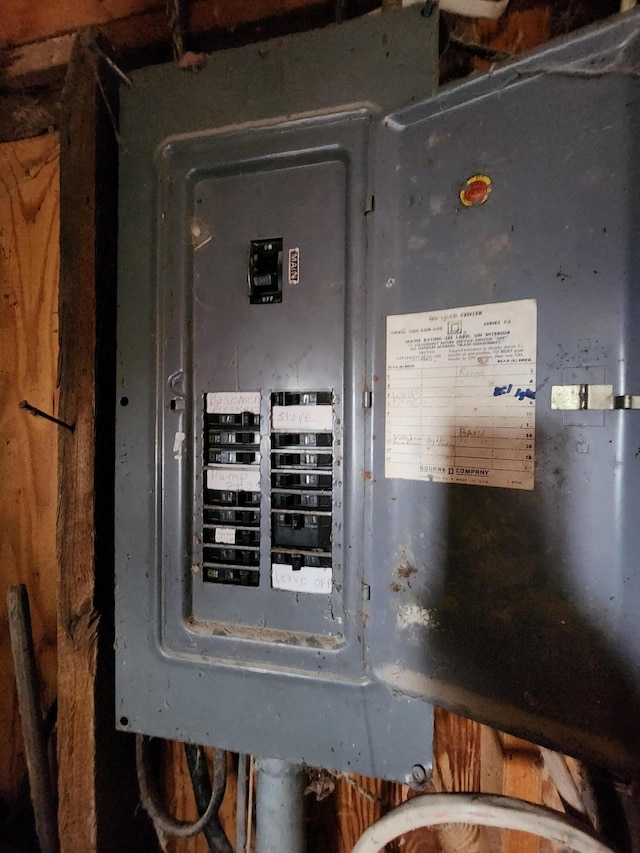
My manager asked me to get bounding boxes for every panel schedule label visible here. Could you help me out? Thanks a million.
[385,299,537,490]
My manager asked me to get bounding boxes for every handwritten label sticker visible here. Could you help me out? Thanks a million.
[206,391,260,415]
[271,563,333,594]
[493,383,536,401]
[206,466,260,492]
[385,299,536,490]
[214,527,236,545]
[271,405,332,433]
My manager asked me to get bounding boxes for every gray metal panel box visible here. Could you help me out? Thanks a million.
[116,8,440,784]
[365,14,640,774]
[117,8,640,780]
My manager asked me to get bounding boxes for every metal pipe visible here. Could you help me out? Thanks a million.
[236,753,248,852]
[255,758,305,853]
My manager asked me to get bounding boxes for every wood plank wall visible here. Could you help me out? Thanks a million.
[0,132,59,830]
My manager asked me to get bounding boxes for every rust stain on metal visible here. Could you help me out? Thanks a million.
[363,469,372,481]
[390,582,402,593]
[397,562,418,579]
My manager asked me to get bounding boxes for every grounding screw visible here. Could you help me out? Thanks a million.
[411,764,428,785]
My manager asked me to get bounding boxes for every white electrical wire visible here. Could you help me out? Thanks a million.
[440,0,509,17]
[403,0,510,18]
[539,748,589,819]
[351,793,618,853]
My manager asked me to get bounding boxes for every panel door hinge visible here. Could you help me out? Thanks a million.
[551,384,640,411]
[362,390,372,409]
[364,195,375,215]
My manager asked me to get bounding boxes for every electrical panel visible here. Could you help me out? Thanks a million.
[116,8,440,784]
[116,9,640,781]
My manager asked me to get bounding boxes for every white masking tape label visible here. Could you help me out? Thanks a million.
[206,466,260,492]
[214,527,236,544]
[206,391,261,415]
[271,563,333,594]
[271,405,332,433]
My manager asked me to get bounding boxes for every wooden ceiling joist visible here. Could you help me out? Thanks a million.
[0,0,340,143]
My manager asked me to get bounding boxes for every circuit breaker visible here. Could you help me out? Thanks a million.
[116,9,640,781]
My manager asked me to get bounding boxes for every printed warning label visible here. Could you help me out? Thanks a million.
[385,300,536,490]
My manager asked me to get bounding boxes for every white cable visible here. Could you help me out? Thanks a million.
[352,793,617,853]
[441,0,509,17]
[403,0,510,18]
[539,748,589,819]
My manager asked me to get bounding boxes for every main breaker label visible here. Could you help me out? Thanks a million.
[385,299,537,490]
[288,247,300,285]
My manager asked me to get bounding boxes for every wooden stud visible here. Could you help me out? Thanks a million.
[57,36,156,853]
[57,34,101,852]
[432,707,482,853]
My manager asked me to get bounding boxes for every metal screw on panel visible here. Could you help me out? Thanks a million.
[411,764,428,785]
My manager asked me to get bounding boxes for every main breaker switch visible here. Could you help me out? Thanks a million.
[249,238,283,304]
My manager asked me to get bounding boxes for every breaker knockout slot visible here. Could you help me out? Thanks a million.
[203,392,262,587]
[270,392,334,594]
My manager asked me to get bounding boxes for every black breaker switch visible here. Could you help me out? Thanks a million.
[249,238,283,304]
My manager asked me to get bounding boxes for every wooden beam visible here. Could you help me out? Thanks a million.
[432,707,483,853]
[57,34,101,852]
[501,737,545,853]
[0,89,63,145]
[0,1,337,143]
[57,36,156,853]
[0,0,332,81]
[1,35,74,83]
[0,0,326,51]
[0,38,68,144]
